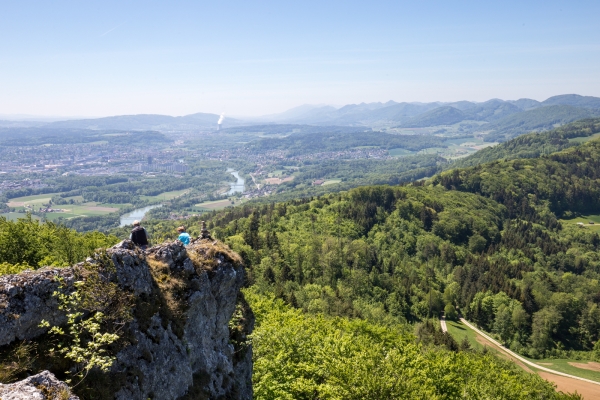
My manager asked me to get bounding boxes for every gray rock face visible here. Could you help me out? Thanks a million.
[0,267,76,347]
[0,370,79,400]
[0,239,253,400]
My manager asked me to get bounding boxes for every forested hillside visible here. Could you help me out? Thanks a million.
[195,135,600,361]
[483,105,597,142]
[453,118,600,168]
[247,130,446,155]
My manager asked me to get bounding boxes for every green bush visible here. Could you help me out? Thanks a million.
[444,304,458,321]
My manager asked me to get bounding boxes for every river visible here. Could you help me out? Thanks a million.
[227,169,245,195]
[119,204,162,227]
[120,170,243,226]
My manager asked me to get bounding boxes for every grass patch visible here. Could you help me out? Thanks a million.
[62,195,84,202]
[195,199,234,210]
[93,203,132,209]
[446,320,487,352]
[322,179,342,186]
[569,132,600,143]
[0,342,36,383]
[139,189,190,202]
[560,214,600,232]
[144,256,189,338]
[522,358,600,383]
[6,193,60,207]
[0,212,41,221]
[388,148,415,157]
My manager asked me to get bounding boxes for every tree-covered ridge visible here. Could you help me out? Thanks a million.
[246,130,446,155]
[483,105,598,142]
[452,118,600,169]
[0,215,118,272]
[249,291,577,400]
[435,134,600,217]
[0,127,168,146]
[196,137,600,359]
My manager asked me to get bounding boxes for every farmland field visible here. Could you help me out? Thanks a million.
[6,193,60,207]
[569,132,600,143]
[139,189,190,202]
[195,199,234,210]
[0,212,41,221]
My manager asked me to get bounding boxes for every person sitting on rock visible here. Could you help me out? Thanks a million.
[130,220,149,250]
[177,226,191,246]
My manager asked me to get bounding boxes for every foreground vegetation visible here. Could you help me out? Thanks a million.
[249,291,578,399]
[0,215,118,274]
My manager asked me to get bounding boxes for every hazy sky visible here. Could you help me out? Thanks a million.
[1,0,599,117]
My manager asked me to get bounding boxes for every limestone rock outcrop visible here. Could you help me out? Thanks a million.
[0,370,79,400]
[0,239,253,400]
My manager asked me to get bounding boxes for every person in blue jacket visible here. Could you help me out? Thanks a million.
[177,226,191,246]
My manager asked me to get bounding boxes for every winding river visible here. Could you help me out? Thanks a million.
[119,204,162,227]
[120,170,244,227]
[227,169,245,195]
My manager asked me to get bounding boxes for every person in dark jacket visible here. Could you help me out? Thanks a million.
[130,220,149,250]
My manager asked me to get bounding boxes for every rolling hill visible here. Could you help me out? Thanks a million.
[43,112,245,131]
[451,118,600,168]
[482,105,598,142]
[401,106,467,127]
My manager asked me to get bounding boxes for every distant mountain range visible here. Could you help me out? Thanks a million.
[259,94,600,141]
[2,94,599,141]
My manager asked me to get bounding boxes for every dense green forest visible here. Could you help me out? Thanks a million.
[256,155,443,200]
[173,135,600,361]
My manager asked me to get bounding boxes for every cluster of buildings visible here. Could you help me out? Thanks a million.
[0,178,46,193]
[134,159,189,173]
[290,148,390,161]
[0,143,190,178]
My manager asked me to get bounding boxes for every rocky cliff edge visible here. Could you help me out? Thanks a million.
[0,239,253,400]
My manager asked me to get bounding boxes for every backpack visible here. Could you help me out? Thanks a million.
[131,226,148,246]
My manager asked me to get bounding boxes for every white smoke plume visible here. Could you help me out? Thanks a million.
[218,113,225,124]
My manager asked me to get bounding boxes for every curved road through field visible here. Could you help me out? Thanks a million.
[459,318,600,385]
[457,317,600,399]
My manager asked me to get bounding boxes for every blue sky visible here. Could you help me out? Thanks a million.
[0,0,599,117]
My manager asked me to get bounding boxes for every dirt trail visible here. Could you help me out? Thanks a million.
[439,316,447,332]
[459,318,600,399]
[538,372,600,400]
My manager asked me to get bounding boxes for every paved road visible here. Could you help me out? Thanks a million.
[440,315,447,333]
[459,318,600,387]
